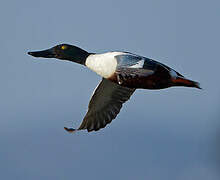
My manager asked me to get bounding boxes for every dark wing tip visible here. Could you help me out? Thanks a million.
[64,127,77,133]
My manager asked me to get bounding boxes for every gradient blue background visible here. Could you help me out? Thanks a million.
[0,0,220,179]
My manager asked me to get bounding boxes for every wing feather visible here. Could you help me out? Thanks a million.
[78,78,135,132]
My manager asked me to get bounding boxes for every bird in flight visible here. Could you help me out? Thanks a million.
[28,44,201,132]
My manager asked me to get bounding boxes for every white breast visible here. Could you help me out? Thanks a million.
[85,52,124,78]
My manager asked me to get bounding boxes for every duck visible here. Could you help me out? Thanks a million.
[28,44,201,132]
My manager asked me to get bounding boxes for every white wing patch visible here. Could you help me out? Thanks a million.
[85,52,125,78]
[129,59,145,68]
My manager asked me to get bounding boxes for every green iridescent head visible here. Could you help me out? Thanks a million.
[28,44,90,65]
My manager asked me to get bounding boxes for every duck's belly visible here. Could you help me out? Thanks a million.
[108,71,172,90]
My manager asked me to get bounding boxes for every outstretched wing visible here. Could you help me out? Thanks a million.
[66,78,135,132]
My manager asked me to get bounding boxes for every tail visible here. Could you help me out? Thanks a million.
[171,77,201,89]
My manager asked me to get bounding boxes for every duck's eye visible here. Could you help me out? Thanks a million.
[61,45,67,50]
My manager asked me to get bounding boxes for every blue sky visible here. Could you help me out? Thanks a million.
[0,0,220,179]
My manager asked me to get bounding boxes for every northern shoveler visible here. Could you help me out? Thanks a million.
[28,44,201,132]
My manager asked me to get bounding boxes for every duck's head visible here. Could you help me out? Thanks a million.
[28,44,91,65]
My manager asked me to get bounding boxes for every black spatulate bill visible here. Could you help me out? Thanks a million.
[28,48,56,58]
